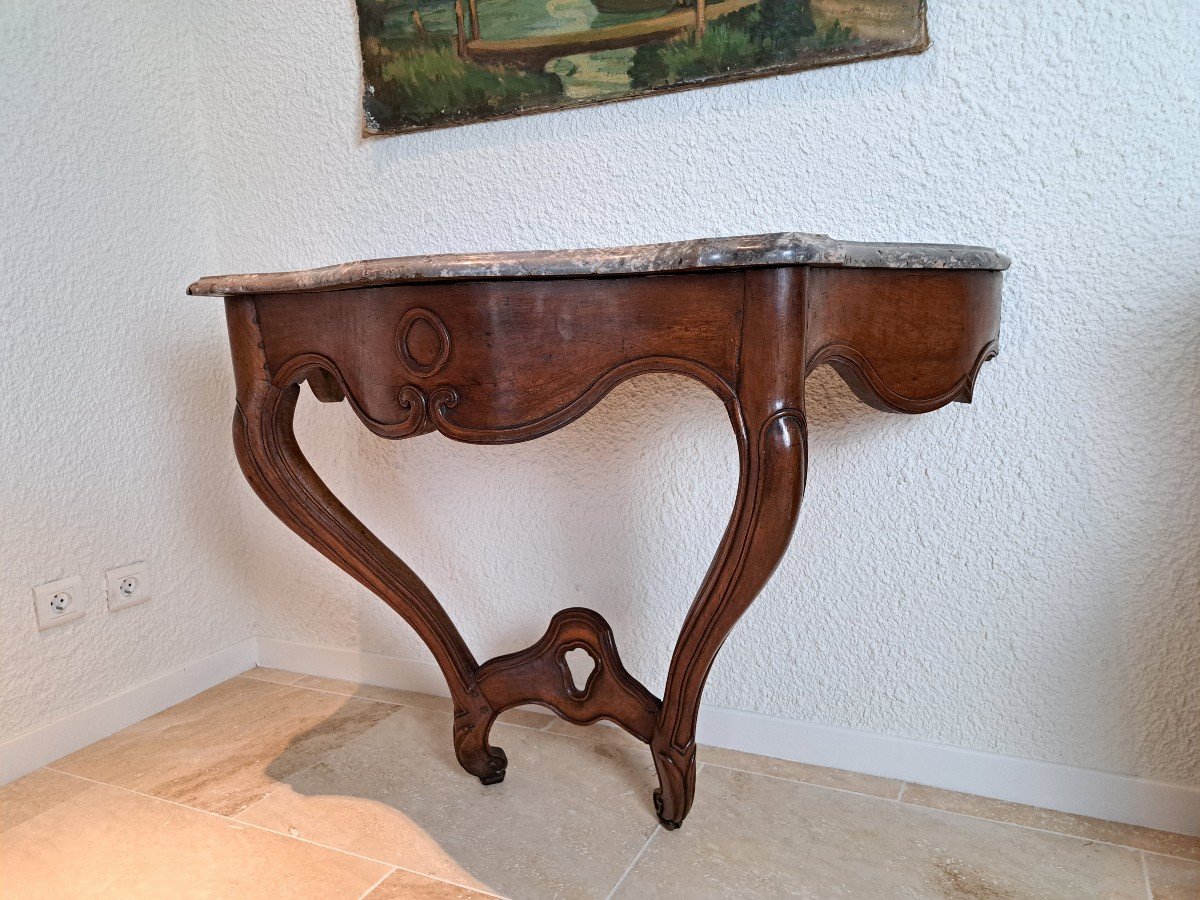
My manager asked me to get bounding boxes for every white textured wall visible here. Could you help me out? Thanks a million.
[192,0,1200,784]
[6,0,1196,790]
[0,1,255,743]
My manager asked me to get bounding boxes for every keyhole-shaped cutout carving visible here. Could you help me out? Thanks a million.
[563,647,596,695]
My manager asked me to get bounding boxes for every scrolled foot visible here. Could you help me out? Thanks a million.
[456,736,507,780]
[453,703,507,785]
[653,788,683,830]
[651,740,696,829]
[469,743,507,785]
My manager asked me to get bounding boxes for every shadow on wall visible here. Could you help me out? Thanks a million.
[237,357,891,692]
[262,366,879,696]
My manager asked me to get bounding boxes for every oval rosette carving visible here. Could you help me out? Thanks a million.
[396,307,451,378]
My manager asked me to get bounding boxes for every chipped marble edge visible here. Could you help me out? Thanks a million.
[186,233,1012,296]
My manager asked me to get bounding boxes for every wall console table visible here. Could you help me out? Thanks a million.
[190,233,1007,829]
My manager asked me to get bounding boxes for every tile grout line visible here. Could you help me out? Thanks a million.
[223,719,390,820]
[235,688,379,820]
[1139,851,1154,900]
[884,790,1194,864]
[701,760,1198,863]
[239,677,429,710]
[240,675,551,735]
[239,674,442,711]
[494,717,557,734]
[519,723,616,745]
[82,674,1200,863]
[604,824,661,900]
[230,779,292,821]
[356,866,398,900]
[364,868,508,900]
[41,767,507,898]
[237,673,307,687]
[701,760,906,805]
[42,767,406,868]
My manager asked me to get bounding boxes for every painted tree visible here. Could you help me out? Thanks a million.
[753,0,816,57]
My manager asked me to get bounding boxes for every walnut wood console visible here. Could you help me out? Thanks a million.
[190,233,1007,829]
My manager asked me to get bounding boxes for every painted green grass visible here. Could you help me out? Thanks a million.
[365,37,563,129]
[630,0,855,89]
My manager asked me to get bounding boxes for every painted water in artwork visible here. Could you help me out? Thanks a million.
[356,0,926,133]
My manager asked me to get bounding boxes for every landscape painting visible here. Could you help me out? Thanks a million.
[356,0,927,134]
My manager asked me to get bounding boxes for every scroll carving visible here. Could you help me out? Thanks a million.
[276,350,736,446]
[811,339,1000,414]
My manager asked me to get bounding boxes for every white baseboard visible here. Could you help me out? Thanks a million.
[0,636,257,786]
[257,636,451,696]
[259,636,1200,837]
[697,705,1200,837]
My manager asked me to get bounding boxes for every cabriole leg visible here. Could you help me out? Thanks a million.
[651,409,807,827]
[651,268,809,828]
[225,297,507,784]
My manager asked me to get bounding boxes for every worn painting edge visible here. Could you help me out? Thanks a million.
[356,0,929,138]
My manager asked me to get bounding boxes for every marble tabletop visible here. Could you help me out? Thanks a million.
[187,232,1011,296]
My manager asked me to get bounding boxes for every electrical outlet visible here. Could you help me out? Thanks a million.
[105,562,151,611]
[33,575,86,631]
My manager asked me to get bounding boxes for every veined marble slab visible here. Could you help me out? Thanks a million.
[188,232,1010,296]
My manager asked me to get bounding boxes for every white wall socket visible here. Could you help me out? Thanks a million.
[33,575,86,631]
[105,562,151,611]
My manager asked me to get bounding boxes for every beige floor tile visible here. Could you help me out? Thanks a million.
[901,783,1200,862]
[493,708,554,730]
[0,768,92,834]
[1147,853,1200,899]
[51,677,393,816]
[615,765,1147,898]
[0,781,389,899]
[295,675,453,710]
[544,717,644,746]
[544,722,904,803]
[239,703,658,898]
[700,746,903,800]
[240,666,306,685]
[366,869,498,898]
[292,677,553,730]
